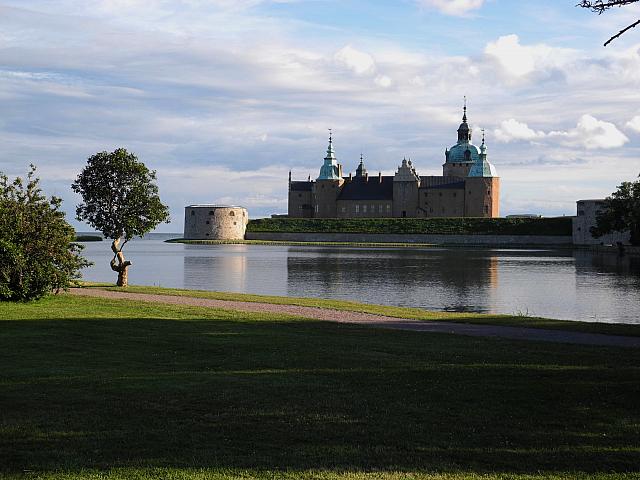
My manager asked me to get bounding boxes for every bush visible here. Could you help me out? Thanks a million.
[247,217,573,236]
[0,166,90,301]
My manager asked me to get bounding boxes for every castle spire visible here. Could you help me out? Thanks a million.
[463,96,467,123]
[457,97,472,144]
[356,153,367,178]
[317,129,341,180]
[325,128,335,160]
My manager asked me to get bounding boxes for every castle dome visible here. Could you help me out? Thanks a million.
[446,142,480,164]
[445,99,479,164]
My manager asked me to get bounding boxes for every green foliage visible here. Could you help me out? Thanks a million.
[0,166,90,301]
[591,175,640,245]
[247,217,573,236]
[72,148,170,241]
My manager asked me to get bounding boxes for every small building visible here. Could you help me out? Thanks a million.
[572,199,630,245]
[288,102,500,219]
[184,205,248,240]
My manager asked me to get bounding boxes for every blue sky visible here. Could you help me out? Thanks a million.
[1,0,640,231]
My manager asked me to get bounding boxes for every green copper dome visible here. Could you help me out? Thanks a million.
[444,101,479,164]
[445,142,480,164]
[317,132,341,180]
[468,138,498,177]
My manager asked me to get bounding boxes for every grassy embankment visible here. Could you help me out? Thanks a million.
[1,292,639,480]
[169,217,573,246]
[245,217,573,236]
[80,283,640,337]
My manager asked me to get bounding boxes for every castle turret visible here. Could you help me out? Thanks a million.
[314,130,344,218]
[393,158,420,218]
[443,98,480,178]
[465,130,500,217]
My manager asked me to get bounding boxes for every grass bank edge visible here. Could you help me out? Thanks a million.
[3,469,638,480]
[76,283,640,337]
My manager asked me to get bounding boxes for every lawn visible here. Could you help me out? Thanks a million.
[1,294,639,480]
[81,283,640,337]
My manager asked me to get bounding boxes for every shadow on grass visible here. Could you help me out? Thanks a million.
[1,316,639,474]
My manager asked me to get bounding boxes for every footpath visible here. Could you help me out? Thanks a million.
[70,288,640,348]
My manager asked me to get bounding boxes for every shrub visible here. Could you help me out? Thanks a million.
[247,217,573,236]
[0,166,90,301]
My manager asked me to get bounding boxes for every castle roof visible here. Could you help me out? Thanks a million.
[420,176,465,188]
[337,176,394,201]
[290,181,313,192]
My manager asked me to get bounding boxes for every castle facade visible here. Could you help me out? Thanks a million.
[288,105,500,219]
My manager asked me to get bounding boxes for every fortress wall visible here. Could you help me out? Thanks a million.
[246,232,573,245]
[184,206,248,240]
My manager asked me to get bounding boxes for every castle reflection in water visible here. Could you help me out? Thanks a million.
[175,245,639,322]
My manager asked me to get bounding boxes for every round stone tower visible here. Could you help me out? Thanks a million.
[183,205,248,240]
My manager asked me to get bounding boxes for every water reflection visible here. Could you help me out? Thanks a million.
[79,237,640,324]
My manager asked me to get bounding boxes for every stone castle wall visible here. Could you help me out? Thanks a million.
[184,205,248,240]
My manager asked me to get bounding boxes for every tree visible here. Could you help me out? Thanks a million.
[0,166,90,301]
[578,1,640,46]
[72,149,170,287]
[590,174,640,245]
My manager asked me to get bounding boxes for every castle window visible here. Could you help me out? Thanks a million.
[371,205,375,212]
[209,211,214,215]
[485,205,489,214]
[363,205,367,213]
[206,221,210,225]
[379,205,383,213]
[387,204,391,212]
[453,193,457,198]
[233,222,237,226]
[191,211,195,216]
[355,205,360,213]
[341,207,346,213]
[298,194,302,198]
[439,192,442,197]
[229,211,235,217]
[487,190,491,195]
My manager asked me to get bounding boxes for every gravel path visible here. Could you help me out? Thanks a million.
[69,288,640,348]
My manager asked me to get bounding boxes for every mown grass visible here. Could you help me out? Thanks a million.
[1,294,639,480]
[79,283,640,337]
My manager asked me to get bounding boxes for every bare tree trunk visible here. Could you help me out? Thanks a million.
[110,238,132,287]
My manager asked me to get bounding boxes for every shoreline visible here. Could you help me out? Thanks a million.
[77,283,640,337]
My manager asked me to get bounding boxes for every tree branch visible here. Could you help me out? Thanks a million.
[605,18,640,45]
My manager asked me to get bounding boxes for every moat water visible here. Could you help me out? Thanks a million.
[78,234,640,324]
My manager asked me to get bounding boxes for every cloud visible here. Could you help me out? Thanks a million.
[549,115,629,150]
[627,116,640,133]
[334,45,376,76]
[484,34,576,79]
[494,119,546,143]
[418,0,484,16]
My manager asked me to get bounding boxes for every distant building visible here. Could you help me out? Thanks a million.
[288,103,500,219]
[184,205,248,240]
[572,199,630,245]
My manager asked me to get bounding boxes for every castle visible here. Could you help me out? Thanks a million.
[288,104,500,219]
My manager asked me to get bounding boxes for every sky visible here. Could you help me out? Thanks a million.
[1,0,640,232]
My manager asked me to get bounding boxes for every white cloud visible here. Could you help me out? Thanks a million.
[484,34,576,78]
[549,115,629,150]
[418,0,484,16]
[374,75,392,88]
[626,116,640,133]
[334,45,376,76]
[494,119,546,143]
